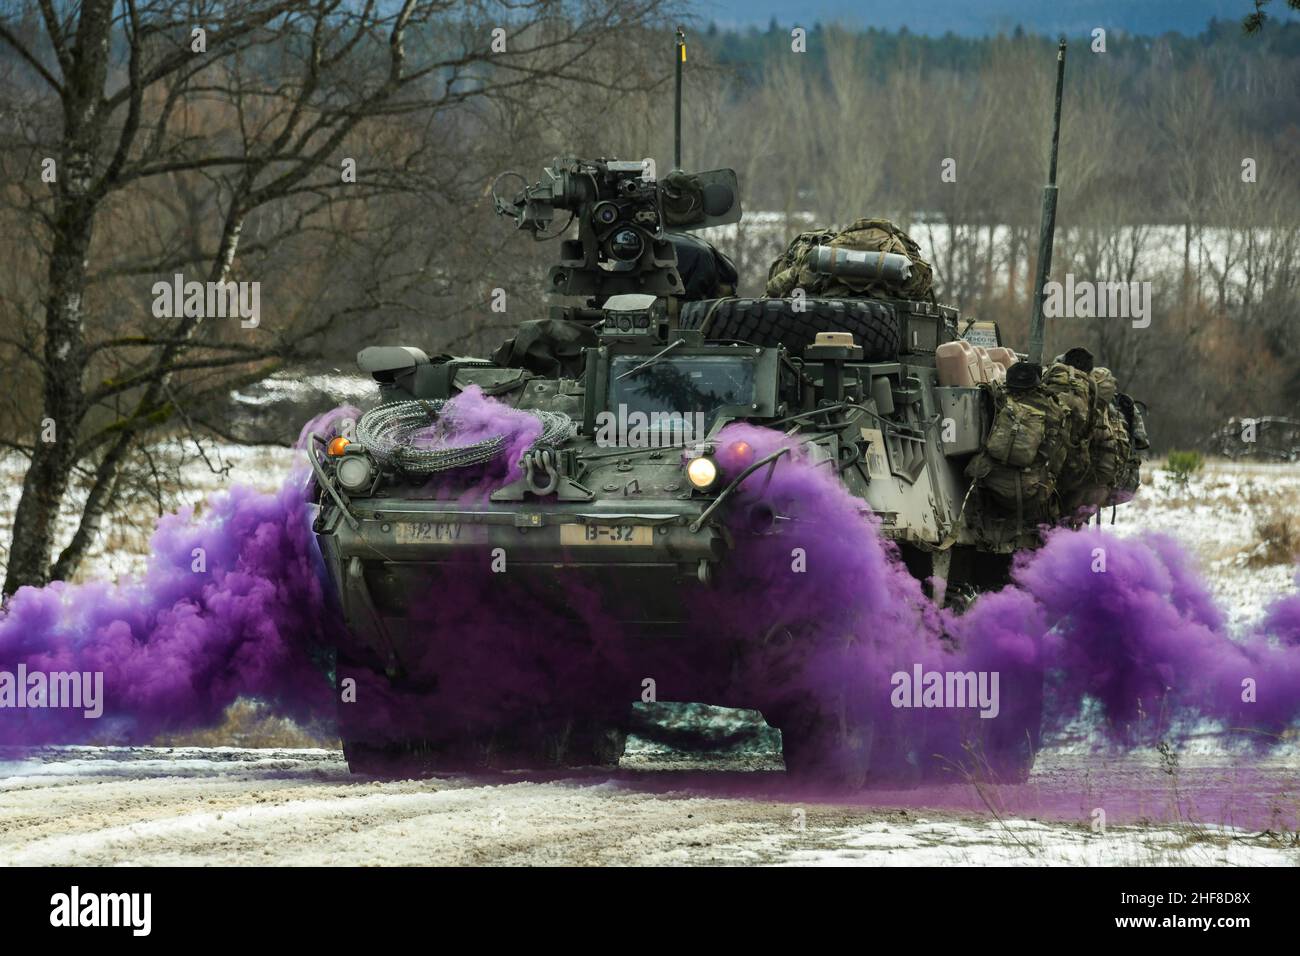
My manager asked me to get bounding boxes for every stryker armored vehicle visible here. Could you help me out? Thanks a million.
[307,36,1145,786]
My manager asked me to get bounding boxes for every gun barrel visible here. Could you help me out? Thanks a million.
[809,246,912,285]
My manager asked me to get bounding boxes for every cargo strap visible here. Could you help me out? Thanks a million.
[1014,470,1024,533]
[935,480,977,551]
[1007,418,1024,464]
[695,296,738,338]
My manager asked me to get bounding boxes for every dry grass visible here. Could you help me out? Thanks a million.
[1245,502,1300,568]
[153,698,338,749]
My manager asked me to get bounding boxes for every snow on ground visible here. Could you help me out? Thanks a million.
[0,432,297,584]
[1,747,1295,866]
[230,371,374,407]
[1111,461,1300,633]
[0,370,368,584]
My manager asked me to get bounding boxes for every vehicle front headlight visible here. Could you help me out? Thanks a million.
[686,455,718,490]
[336,454,374,493]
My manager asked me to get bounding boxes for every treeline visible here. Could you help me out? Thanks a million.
[695,17,1300,83]
[656,23,1299,448]
[0,5,1295,585]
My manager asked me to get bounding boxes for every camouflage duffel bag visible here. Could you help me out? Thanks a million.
[765,218,935,302]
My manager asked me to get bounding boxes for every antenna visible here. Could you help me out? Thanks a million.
[674,27,685,170]
[1027,37,1067,365]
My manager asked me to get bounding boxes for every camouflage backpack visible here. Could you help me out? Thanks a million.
[1064,367,1133,509]
[1041,363,1093,442]
[1040,362,1095,489]
[765,218,936,302]
[1108,435,1142,505]
[967,453,1058,524]
[1114,392,1150,451]
[1091,366,1119,405]
[1109,392,1146,504]
[966,380,1069,524]
[1088,404,1130,488]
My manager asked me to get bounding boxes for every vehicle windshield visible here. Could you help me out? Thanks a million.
[605,354,757,443]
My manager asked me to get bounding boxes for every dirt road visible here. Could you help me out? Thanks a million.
[2,745,1295,866]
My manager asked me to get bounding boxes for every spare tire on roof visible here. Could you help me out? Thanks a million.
[679,296,900,361]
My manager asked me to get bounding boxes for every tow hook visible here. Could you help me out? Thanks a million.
[523,449,561,496]
[697,559,713,585]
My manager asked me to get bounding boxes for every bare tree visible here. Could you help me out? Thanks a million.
[0,0,672,592]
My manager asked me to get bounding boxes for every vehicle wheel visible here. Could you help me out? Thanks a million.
[933,671,1042,785]
[770,700,874,792]
[335,650,629,774]
[572,720,629,767]
[339,738,440,778]
[335,652,466,776]
[679,296,900,360]
[530,715,628,769]
[341,722,627,776]
[975,699,1042,784]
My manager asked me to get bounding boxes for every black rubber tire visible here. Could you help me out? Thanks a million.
[340,722,627,778]
[974,696,1043,785]
[542,718,628,768]
[336,660,628,777]
[769,701,875,793]
[679,296,900,360]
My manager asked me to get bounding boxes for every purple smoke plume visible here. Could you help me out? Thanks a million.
[2,391,1298,804]
[701,422,1300,761]
[0,480,338,745]
[0,409,358,745]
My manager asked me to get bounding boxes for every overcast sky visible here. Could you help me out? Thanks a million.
[689,0,1298,37]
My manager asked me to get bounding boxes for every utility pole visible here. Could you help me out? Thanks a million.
[1028,37,1067,365]
[674,27,685,170]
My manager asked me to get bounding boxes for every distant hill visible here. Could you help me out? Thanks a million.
[690,0,1300,37]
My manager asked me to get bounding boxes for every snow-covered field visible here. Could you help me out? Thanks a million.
[1111,461,1300,632]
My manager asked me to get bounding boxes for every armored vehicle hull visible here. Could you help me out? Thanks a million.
[309,289,1084,787]
[312,92,1142,785]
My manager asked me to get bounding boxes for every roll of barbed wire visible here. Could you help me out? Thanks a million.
[808,245,913,285]
[355,400,574,474]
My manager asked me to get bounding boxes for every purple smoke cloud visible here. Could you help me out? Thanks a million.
[0,478,340,745]
[2,398,1298,797]
[0,409,360,746]
[701,422,1300,758]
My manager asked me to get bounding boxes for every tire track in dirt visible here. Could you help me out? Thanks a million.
[3,747,1297,865]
